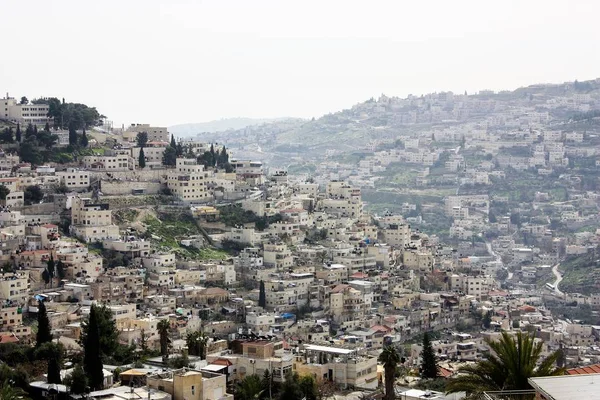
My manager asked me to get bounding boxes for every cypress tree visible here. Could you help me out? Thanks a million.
[420,332,439,379]
[258,280,266,308]
[36,301,52,346]
[83,305,104,390]
[56,260,66,280]
[44,122,51,132]
[210,144,215,165]
[47,351,62,384]
[15,123,21,142]
[170,134,176,149]
[81,128,88,147]
[68,126,77,146]
[139,147,146,168]
[47,254,55,284]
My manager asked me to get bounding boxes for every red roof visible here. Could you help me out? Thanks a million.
[439,367,454,378]
[0,334,19,344]
[331,284,349,293]
[370,325,392,333]
[350,272,368,279]
[568,364,600,375]
[42,224,58,229]
[212,358,233,367]
[518,305,537,313]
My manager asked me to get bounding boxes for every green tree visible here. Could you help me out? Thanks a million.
[278,372,303,400]
[379,345,400,400]
[56,259,66,280]
[0,186,9,201]
[258,280,266,308]
[36,301,52,346]
[19,142,43,165]
[20,96,28,105]
[157,319,171,363]
[46,254,55,286]
[219,146,229,165]
[198,151,214,167]
[0,380,29,400]
[41,269,50,285]
[236,374,264,400]
[68,126,78,146]
[299,375,317,400]
[421,332,438,379]
[37,129,58,149]
[35,342,63,384]
[186,330,209,359]
[137,131,148,148]
[25,123,35,138]
[446,331,565,398]
[483,311,492,329]
[44,122,51,132]
[170,134,176,149]
[138,147,146,168]
[162,145,177,166]
[64,364,88,394]
[81,128,89,147]
[0,128,13,143]
[80,304,119,359]
[83,305,104,390]
[24,185,44,205]
[15,123,21,142]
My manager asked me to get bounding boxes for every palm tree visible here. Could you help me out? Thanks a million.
[446,331,565,399]
[186,331,209,359]
[0,380,30,400]
[157,319,171,363]
[236,374,264,400]
[378,345,400,400]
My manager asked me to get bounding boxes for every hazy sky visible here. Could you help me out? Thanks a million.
[2,0,599,127]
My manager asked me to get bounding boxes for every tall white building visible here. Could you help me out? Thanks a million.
[0,96,51,125]
[167,158,214,203]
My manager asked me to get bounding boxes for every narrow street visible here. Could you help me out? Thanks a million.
[551,264,563,295]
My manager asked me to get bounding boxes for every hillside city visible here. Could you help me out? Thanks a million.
[2,78,600,400]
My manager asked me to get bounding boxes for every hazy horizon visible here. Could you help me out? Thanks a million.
[2,0,599,127]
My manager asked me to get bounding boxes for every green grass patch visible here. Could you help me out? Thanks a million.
[143,212,228,260]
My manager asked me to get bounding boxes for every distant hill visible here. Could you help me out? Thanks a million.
[169,118,290,136]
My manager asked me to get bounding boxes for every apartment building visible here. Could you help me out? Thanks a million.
[82,154,132,171]
[131,143,167,168]
[231,160,264,185]
[0,96,50,125]
[0,272,28,303]
[124,123,170,143]
[263,243,293,270]
[56,168,90,190]
[206,340,293,384]
[167,158,214,203]
[70,196,119,242]
[383,223,412,248]
[294,344,378,389]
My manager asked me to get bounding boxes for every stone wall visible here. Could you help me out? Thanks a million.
[101,181,163,195]
[91,168,170,182]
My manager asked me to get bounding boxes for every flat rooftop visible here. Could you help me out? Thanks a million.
[304,344,354,355]
[529,374,600,400]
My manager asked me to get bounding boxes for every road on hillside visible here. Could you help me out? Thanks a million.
[551,264,563,295]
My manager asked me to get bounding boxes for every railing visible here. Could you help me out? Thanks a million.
[482,390,537,400]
